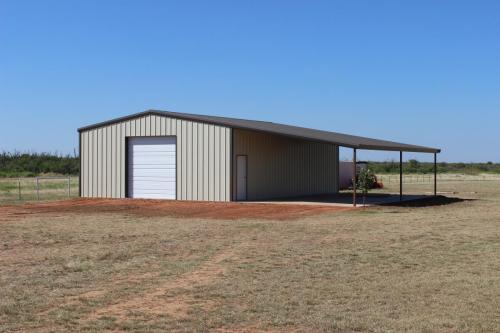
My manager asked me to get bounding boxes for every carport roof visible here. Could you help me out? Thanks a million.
[78,110,440,153]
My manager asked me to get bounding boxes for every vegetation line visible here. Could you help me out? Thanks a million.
[367,160,500,175]
[0,152,79,177]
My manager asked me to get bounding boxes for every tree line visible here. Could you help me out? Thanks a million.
[367,160,500,174]
[0,152,79,177]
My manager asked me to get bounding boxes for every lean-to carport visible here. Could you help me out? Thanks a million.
[349,144,440,207]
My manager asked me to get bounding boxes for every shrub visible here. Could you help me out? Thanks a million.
[357,168,376,206]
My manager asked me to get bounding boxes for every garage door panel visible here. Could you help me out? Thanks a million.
[129,157,176,165]
[131,169,175,177]
[130,181,175,189]
[132,189,176,195]
[131,145,176,152]
[131,147,175,151]
[131,145,176,153]
[131,193,176,199]
[131,151,176,157]
[131,156,176,162]
[130,177,176,182]
[131,180,175,185]
[131,175,176,179]
[128,137,176,199]
[132,188,176,193]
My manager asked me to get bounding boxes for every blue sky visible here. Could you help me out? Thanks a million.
[0,1,498,162]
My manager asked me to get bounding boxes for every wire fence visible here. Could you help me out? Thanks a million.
[377,173,500,185]
[0,176,79,203]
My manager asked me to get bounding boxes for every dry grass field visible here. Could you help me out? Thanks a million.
[0,177,79,203]
[1,180,500,332]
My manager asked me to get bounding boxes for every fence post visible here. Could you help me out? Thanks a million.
[68,176,71,197]
[18,178,21,200]
[36,177,39,200]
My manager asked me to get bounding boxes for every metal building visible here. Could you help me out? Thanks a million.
[78,110,440,203]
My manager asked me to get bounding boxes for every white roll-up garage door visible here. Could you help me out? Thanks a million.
[128,137,176,199]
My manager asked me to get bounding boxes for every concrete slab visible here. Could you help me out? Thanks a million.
[245,194,430,208]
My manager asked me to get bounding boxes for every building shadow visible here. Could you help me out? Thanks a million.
[257,193,472,207]
[380,195,471,207]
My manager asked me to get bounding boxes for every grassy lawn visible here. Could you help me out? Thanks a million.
[1,181,500,332]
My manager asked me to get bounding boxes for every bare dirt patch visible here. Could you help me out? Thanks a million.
[0,198,351,222]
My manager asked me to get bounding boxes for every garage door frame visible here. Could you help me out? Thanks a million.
[125,136,177,199]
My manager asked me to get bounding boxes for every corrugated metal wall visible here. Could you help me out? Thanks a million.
[232,129,339,200]
[80,114,231,201]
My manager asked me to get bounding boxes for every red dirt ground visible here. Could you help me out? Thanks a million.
[0,198,353,221]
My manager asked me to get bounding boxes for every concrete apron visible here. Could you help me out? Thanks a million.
[243,194,429,208]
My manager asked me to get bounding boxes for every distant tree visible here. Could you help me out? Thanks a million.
[356,168,376,206]
[407,159,420,173]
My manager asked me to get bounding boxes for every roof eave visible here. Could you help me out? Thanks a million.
[356,144,441,154]
[77,110,155,132]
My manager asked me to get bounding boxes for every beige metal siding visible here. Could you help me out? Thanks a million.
[80,115,231,201]
[232,129,339,201]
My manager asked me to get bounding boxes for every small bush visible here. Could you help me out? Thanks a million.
[357,168,376,206]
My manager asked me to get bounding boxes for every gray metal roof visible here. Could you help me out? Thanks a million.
[78,109,440,153]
